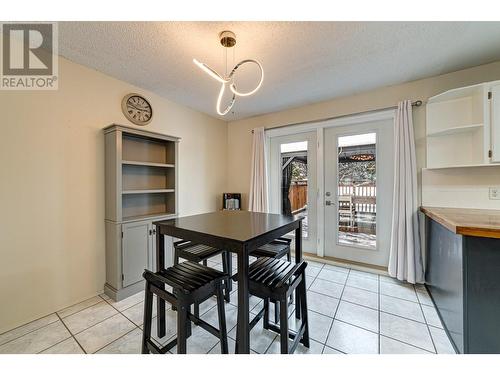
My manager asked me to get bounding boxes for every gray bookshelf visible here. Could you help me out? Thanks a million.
[103,124,179,301]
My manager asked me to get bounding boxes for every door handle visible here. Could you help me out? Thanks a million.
[325,200,332,206]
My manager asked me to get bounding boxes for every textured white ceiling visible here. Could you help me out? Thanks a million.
[58,22,500,120]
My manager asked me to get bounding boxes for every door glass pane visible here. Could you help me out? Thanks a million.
[280,141,308,238]
[337,133,376,248]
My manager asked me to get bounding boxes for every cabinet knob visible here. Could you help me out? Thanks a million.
[149,229,153,235]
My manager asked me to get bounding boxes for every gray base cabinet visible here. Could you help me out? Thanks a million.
[103,124,179,301]
[104,217,170,301]
[122,220,154,287]
[425,217,500,353]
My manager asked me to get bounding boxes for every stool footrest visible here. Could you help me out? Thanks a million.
[188,312,221,338]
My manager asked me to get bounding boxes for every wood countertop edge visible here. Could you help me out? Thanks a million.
[420,206,500,239]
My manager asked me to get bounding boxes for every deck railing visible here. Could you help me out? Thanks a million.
[338,183,376,213]
[288,182,376,214]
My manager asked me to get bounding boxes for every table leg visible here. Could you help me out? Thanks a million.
[236,246,250,354]
[155,227,166,338]
[295,220,303,319]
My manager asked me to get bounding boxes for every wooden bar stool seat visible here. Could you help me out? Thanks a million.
[252,238,292,261]
[234,257,310,354]
[142,261,229,354]
[174,241,232,307]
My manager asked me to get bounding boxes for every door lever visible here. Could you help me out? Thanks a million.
[325,200,332,206]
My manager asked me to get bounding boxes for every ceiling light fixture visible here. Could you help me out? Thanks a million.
[193,30,264,116]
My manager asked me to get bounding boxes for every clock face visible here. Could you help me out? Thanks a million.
[121,94,153,125]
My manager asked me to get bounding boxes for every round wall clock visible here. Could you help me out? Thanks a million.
[121,93,153,126]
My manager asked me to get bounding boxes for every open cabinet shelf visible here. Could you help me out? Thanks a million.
[122,189,175,194]
[122,160,175,168]
[427,123,483,137]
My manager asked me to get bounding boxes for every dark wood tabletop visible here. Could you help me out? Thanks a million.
[154,210,301,249]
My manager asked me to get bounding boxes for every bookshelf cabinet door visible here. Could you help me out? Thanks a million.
[122,221,150,287]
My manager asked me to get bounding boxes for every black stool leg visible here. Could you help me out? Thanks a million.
[203,259,208,266]
[172,251,179,313]
[299,272,310,348]
[142,281,154,354]
[176,303,188,354]
[263,298,270,330]
[216,284,228,354]
[274,301,280,323]
[286,251,294,306]
[279,298,289,354]
[194,303,200,319]
[222,251,232,303]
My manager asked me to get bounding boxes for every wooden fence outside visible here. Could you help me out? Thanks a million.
[289,182,307,213]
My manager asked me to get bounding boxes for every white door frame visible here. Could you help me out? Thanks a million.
[266,109,395,259]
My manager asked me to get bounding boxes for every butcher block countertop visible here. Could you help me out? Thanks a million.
[420,206,500,239]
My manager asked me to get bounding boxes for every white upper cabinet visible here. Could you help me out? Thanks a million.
[426,80,500,169]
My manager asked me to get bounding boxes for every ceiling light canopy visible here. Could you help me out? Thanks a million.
[193,30,264,116]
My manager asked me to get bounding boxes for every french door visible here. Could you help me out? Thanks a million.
[324,119,394,267]
[269,132,317,253]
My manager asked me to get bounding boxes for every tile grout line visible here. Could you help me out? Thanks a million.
[93,325,139,354]
[378,274,381,354]
[62,294,139,353]
[0,313,59,349]
[54,311,87,354]
[323,268,351,353]
[309,286,431,327]
[55,297,103,320]
[93,295,155,353]
[416,290,438,354]
[378,333,436,354]
[64,302,123,336]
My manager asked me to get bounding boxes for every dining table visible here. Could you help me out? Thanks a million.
[153,210,303,354]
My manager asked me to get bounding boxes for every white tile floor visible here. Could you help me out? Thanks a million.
[0,257,456,354]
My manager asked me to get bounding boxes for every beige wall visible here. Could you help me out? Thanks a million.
[227,61,500,210]
[0,56,227,333]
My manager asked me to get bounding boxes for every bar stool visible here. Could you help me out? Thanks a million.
[235,257,310,354]
[251,237,292,322]
[174,241,232,313]
[141,261,229,354]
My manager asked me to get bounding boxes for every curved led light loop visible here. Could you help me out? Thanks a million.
[228,59,264,97]
[216,82,236,116]
[193,57,263,115]
[193,58,228,84]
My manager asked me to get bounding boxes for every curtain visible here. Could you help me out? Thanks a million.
[388,100,424,284]
[281,157,293,215]
[248,127,268,212]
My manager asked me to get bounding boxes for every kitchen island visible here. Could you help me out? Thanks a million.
[421,206,500,353]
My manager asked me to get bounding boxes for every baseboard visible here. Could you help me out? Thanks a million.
[301,252,389,275]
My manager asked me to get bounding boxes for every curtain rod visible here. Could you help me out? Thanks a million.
[251,100,423,133]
